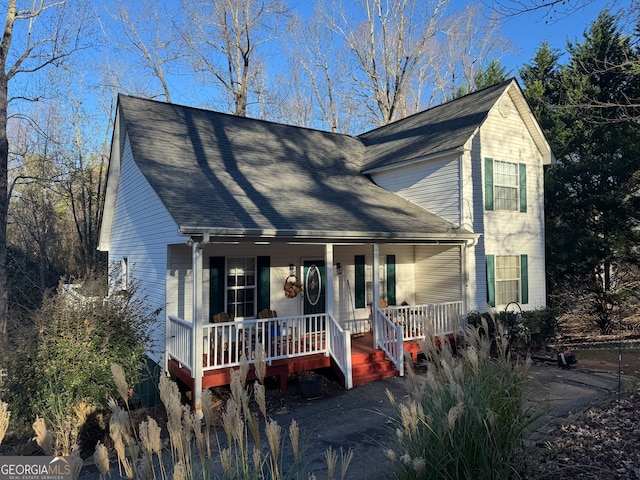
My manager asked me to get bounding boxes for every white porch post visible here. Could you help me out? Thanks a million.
[191,239,205,413]
[372,243,380,346]
[325,244,335,317]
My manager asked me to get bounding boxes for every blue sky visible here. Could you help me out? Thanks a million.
[491,0,634,75]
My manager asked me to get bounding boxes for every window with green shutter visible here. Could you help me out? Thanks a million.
[486,254,495,307]
[257,256,270,312]
[386,255,396,305]
[519,163,527,213]
[354,255,395,307]
[485,158,527,212]
[485,158,494,211]
[486,254,530,306]
[211,256,271,319]
[354,255,365,308]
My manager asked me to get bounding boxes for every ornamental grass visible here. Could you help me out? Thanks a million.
[97,347,351,479]
[385,317,535,480]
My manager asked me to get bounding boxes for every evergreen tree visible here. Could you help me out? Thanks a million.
[474,59,509,89]
[523,10,640,333]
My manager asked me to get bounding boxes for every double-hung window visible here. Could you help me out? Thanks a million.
[486,254,529,306]
[495,255,520,305]
[226,257,256,318]
[485,158,527,212]
[354,255,396,308]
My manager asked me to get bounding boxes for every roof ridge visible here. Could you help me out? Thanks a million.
[117,93,358,140]
[358,77,515,138]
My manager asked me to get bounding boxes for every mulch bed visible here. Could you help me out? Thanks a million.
[525,391,640,479]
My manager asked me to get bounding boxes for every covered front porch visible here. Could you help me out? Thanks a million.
[164,238,472,410]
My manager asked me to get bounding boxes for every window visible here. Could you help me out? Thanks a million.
[485,158,527,212]
[226,257,256,318]
[354,254,396,308]
[365,263,387,306]
[486,254,529,306]
[494,161,519,210]
[495,255,520,305]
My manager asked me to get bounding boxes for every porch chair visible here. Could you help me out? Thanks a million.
[257,308,277,319]
[258,309,279,340]
[257,308,297,355]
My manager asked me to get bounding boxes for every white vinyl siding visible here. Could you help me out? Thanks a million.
[414,245,462,304]
[109,135,185,363]
[370,155,462,226]
[465,92,547,310]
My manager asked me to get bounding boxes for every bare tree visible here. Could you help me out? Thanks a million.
[430,4,513,102]
[329,0,449,126]
[106,0,181,103]
[60,75,108,275]
[0,0,88,341]
[285,6,343,132]
[487,0,603,22]
[180,0,288,116]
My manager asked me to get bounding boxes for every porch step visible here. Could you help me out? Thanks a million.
[351,349,399,387]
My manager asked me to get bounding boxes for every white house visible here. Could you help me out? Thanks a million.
[99,78,554,410]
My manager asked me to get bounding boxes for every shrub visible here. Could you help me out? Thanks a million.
[4,276,155,453]
[466,307,560,351]
[522,307,560,346]
[385,320,535,480]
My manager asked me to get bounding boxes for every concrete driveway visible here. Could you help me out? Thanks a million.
[268,362,625,479]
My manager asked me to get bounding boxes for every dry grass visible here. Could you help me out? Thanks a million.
[91,359,352,479]
[386,319,534,480]
[0,400,9,446]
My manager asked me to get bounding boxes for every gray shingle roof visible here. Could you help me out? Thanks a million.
[359,79,513,172]
[117,95,477,241]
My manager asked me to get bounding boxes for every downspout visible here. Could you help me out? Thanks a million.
[372,244,380,347]
[191,234,210,413]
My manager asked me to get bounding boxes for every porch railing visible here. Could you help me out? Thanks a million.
[202,314,330,370]
[373,307,404,377]
[327,314,353,389]
[167,313,352,387]
[168,315,194,371]
[381,301,465,341]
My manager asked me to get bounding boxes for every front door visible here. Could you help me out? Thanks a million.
[303,260,326,315]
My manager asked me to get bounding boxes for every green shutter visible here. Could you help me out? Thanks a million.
[257,256,270,312]
[484,158,494,211]
[354,255,365,308]
[486,254,496,307]
[386,255,396,306]
[520,254,529,304]
[519,163,527,213]
[209,256,225,321]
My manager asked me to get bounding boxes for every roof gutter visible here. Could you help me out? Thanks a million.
[180,226,479,244]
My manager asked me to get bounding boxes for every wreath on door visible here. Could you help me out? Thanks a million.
[284,274,304,298]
